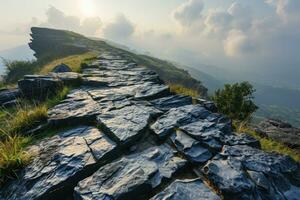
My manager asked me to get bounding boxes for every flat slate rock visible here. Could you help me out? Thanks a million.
[150,179,220,200]
[150,95,192,111]
[1,126,117,200]
[170,130,212,163]
[151,105,211,138]
[50,72,81,85]
[202,145,300,200]
[97,104,163,144]
[74,145,187,200]
[48,89,101,126]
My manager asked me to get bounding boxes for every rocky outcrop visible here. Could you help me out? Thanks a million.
[256,118,300,149]
[1,52,299,200]
[18,75,63,100]
[0,88,20,107]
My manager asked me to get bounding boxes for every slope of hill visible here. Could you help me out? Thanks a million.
[29,27,207,97]
[1,47,299,200]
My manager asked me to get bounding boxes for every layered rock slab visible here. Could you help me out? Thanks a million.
[170,130,212,163]
[74,145,187,200]
[150,179,220,200]
[48,89,101,126]
[97,104,163,145]
[0,126,117,200]
[151,105,211,138]
[202,145,300,200]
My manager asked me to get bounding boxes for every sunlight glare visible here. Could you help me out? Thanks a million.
[79,0,96,17]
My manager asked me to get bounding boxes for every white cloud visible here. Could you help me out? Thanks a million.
[103,14,135,41]
[173,0,204,26]
[40,6,102,36]
[203,10,232,35]
[223,29,253,57]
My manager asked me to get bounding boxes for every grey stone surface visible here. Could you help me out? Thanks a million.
[1,126,117,200]
[48,89,101,126]
[256,118,300,149]
[150,95,192,111]
[170,130,212,163]
[202,145,300,200]
[74,145,187,200]
[51,72,81,85]
[150,179,221,200]
[151,105,211,138]
[2,51,299,200]
[18,75,63,100]
[97,104,162,144]
[0,88,20,107]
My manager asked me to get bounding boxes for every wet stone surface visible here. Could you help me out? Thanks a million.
[2,51,300,200]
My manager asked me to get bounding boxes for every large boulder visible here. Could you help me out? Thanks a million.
[52,63,72,73]
[256,118,300,149]
[18,75,63,100]
[202,145,300,200]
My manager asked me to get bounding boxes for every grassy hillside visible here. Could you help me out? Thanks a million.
[29,27,207,97]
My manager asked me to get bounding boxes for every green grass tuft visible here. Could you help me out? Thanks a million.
[0,134,31,185]
[0,86,71,185]
[169,83,200,98]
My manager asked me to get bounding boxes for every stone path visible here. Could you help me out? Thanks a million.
[1,52,299,200]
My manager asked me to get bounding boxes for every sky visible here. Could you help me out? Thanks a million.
[0,0,300,88]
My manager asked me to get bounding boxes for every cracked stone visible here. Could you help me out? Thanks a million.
[150,179,221,200]
[0,126,117,200]
[74,145,187,200]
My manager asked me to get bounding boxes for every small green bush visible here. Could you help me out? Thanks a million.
[2,59,38,84]
[212,82,258,121]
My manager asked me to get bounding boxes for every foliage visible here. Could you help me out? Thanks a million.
[169,83,199,98]
[1,59,39,84]
[3,104,48,134]
[212,82,258,121]
[0,87,70,185]
[235,121,300,162]
[0,134,31,185]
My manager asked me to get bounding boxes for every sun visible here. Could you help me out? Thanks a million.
[79,0,96,17]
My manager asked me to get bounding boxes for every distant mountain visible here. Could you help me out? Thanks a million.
[173,61,300,127]
[0,45,35,75]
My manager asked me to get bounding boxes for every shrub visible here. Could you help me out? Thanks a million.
[2,59,38,84]
[212,82,258,121]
